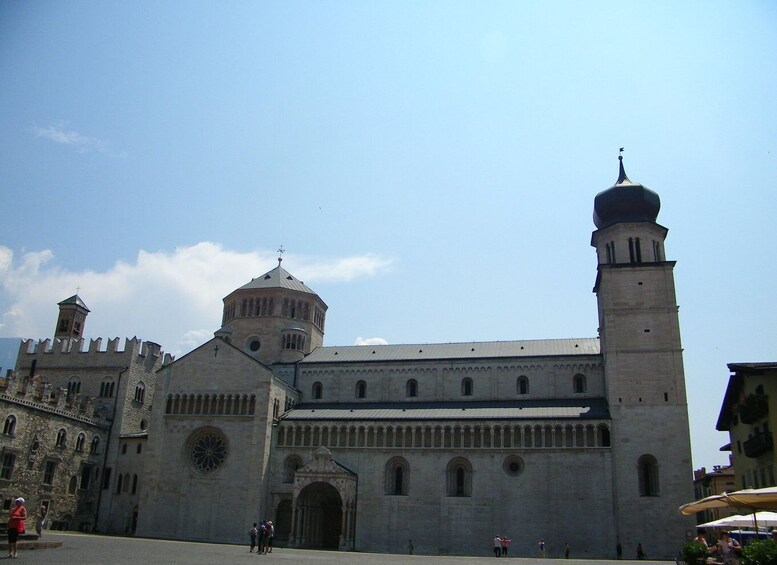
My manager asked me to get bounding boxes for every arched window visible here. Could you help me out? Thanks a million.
[461,377,473,397]
[384,457,409,495]
[638,454,660,496]
[100,379,115,398]
[134,382,146,404]
[517,376,529,395]
[312,382,322,400]
[3,415,16,436]
[573,374,587,393]
[406,379,418,398]
[115,474,123,494]
[90,436,100,455]
[56,429,67,447]
[598,424,611,447]
[75,433,86,452]
[355,380,366,399]
[446,457,472,497]
[67,379,81,396]
[136,443,142,454]
[69,475,78,494]
[283,455,303,483]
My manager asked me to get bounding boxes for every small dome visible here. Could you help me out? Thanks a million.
[593,157,660,229]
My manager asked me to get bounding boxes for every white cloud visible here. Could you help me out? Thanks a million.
[354,336,389,346]
[31,122,125,157]
[0,244,393,357]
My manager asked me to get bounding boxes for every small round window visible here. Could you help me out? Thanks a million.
[249,340,261,352]
[503,455,525,477]
[188,428,228,473]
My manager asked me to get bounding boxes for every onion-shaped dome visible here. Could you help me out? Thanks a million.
[593,156,660,229]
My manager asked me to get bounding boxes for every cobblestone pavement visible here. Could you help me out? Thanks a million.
[8,533,675,565]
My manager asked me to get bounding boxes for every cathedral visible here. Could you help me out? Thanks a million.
[3,158,694,558]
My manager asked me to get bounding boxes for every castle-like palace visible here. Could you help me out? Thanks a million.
[1,158,694,558]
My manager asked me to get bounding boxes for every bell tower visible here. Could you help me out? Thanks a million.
[591,154,694,551]
[54,294,90,340]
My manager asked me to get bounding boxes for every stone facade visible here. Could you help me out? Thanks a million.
[1,159,696,559]
[0,336,170,534]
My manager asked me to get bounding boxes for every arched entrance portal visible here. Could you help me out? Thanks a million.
[290,446,358,550]
[296,482,342,549]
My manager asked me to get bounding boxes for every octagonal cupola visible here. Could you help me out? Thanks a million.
[216,257,327,365]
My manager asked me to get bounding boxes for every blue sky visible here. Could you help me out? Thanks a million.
[1,1,775,473]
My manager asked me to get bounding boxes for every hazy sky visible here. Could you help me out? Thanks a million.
[1,1,775,473]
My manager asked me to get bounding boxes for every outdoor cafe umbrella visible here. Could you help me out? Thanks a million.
[697,512,777,529]
[681,487,777,515]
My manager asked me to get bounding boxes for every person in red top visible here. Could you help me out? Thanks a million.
[7,497,27,559]
[500,536,511,557]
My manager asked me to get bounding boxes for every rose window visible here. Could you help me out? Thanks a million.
[189,429,227,473]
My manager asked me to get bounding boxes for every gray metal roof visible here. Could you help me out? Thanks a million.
[236,265,318,296]
[58,294,90,311]
[301,338,600,364]
[281,399,609,422]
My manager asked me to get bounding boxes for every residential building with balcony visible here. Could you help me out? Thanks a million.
[717,363,777,490]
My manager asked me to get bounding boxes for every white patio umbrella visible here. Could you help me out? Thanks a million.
[681,487,777,516]
[697,512,777,529]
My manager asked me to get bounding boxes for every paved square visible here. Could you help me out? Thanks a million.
[11,533,674,565]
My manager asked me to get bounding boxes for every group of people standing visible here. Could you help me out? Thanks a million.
[249,520,275,554]
[695,531,742,565]
[492,536,569,558]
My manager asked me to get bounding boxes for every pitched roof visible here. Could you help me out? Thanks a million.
[301,338,600,364]
[281,399,609,422]
[58,295,90,311]
[235,265,319,296]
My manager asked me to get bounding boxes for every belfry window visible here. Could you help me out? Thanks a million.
[134,382,146,404]
[629,237,642,263]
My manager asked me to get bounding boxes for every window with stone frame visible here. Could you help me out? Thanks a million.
[573,374,587,393]
[517,376,529,395]
[638,454,660,496]
[355,380,366,399]
[3,415,16,436]
[283,455,303,483]
[90,436,100,455]
[406,379,418,397]
[55,428,67,447]
[75,433,86,452]
[384,457,409,495]
[1,453,16,480]
[43,460,57,485]
[446,457,472,497]
[461,377,473,397]
[134,382,146,404]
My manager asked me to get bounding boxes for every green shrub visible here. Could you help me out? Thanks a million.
[741,539,777,565]
[681,540,709,565]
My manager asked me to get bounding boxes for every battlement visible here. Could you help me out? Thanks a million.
[17,337,174,369]
[0,372,109,427]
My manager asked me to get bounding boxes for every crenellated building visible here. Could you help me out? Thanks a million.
[0,158,695,557]
[0,300,172,534]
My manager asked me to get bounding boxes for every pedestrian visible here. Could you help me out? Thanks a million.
[265,520,274,553]
[539,538,546,557]
[712,531,740,565]
[7,497,27,559]
[565,542,570,559]
[500,535,510,557]
[616,541,623,559]
[35,504,47,537]
[408,539,414,555]
[636,542,646,560]
[257,520,267,555]
[493,534,502,557]
[249,522,258,553]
